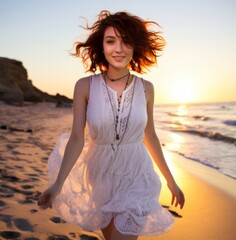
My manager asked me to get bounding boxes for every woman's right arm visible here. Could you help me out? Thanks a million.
[38,77,90,209]
[55,77,89,187]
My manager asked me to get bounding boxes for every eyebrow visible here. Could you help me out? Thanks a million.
[104,36,116,39]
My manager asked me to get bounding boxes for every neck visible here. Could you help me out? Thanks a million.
[106,67,129,79]
[105,69,130,82]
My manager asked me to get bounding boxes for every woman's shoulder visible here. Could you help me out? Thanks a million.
[75,73,101,88]
[74,74,101,100]
[143,79,154,90]
[135,76,154,93]
[75,76,90,87]
[136,77,154,102]
[74,76,91,100]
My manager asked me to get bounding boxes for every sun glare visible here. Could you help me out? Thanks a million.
[176,105,188,116]
[170,78,197,104]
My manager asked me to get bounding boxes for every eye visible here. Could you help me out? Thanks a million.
[106,40,114,44]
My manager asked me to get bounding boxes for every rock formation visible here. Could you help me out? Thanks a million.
[0,57,72,106]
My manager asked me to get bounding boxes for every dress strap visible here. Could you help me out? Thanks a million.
[86,75,93,106]
[141,78,146,93]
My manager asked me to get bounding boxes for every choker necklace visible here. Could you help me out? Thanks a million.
[105,71,130,82]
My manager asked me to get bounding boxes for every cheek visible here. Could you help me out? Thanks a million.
[103,44,112,55]
[124,45,134,54]
[103,46,112,62]
[127,48,134,58]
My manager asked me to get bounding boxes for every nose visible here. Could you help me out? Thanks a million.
[115,41,122,53]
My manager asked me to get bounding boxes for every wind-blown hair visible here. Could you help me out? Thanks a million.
[73,10,166,73]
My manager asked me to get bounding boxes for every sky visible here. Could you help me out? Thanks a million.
[0,0,235,104]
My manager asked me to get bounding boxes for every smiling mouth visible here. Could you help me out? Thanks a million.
[113,56,125,61]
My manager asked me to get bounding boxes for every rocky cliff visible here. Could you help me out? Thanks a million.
[0,57,72,105]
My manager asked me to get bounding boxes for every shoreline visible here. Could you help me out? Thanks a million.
[164,150,236,199]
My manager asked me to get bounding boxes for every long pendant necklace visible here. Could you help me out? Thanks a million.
[115,74,129,140]
[104,72,136,144]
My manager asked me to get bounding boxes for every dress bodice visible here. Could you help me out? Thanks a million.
[86,73,147,145]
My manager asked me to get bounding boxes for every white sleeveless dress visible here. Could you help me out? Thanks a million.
[48,73,174,236]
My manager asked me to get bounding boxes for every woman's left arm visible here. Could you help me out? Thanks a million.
[143,81,185,209]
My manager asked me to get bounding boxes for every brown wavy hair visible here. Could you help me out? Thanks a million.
[73,10,166,73]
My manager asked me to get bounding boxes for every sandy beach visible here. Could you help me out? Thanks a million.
[0,102,236,240]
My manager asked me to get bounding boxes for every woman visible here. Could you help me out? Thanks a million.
[38,10,185,240]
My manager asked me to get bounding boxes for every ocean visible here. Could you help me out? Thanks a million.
[154,102,236,180]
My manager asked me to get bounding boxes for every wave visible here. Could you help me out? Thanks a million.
[159,117,236,144]
[223,120,236,126]
[160,120,236,144]
[173,128,236,144]
[169,150,236,179]
[167,112,187,117]
[166,112,210,121]
[192,115,211,121]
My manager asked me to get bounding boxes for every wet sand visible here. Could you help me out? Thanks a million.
[0,102,236,240]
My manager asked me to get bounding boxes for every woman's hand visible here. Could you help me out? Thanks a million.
[167,180,185,209]
[38,183,62,209]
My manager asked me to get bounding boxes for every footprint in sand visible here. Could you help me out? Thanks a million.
[19,199,34,204]
[24,238,40,240]
[0,187,14,198]
[41,157,48,162]
[47,235,70,240]
[27,191,41,200]
[27,173,39,177]
[2,174,20,182]
[0,231,21,239]
[0,168,6,177]
[18,191,41,204]
[30,177,40,182]
[21,184,34,190]
[31,167,44,174]
[80,235,99,240]
[13,218,34,231]
[50,216,66,224]
[0,200,6,207]
[30,209,38,214]
[0,214,13,228]
[1,184,36,198]
[15,165,24,169]
[24,173,40,182]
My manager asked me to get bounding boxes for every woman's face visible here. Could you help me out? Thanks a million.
[103,26,134,71]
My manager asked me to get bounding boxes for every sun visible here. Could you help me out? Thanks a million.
[169,77,197,104]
